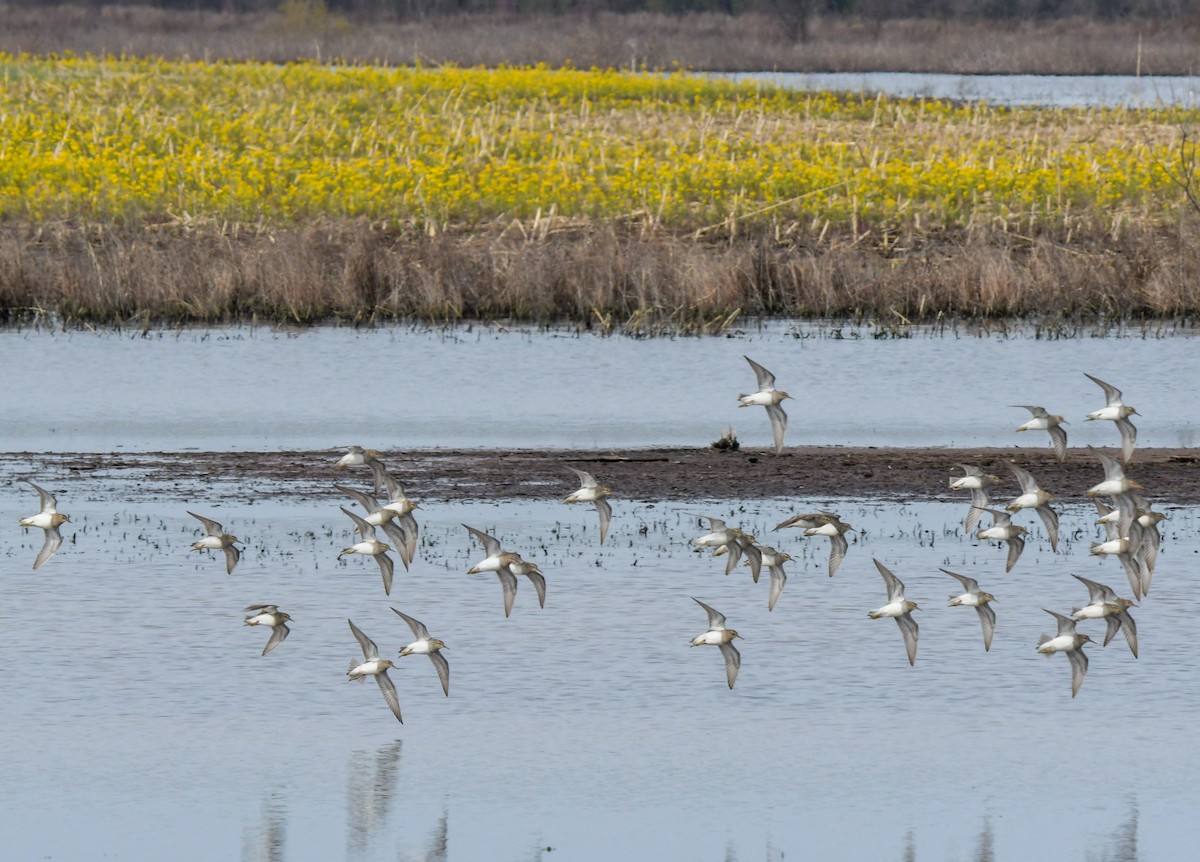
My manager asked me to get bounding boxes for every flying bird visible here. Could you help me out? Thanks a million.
[335,483,414,570]
[943,568,997,651]
[689,598,742,689]
[392,608,450,696]
[1084,374,1139,464]
[693,516,761,580]
[753,545,792,612]
[187,511,243,575]
[463,524,543,617]
[1012,405,1068,461]
[738,355,791,455]
[949,465,1000,535]
[974,506,1028,573]
[1089,510,1149,601]
[1070,574,1137,659]
[378,471,421,567]
[868,559,921,666]
[338,507,396,595]
[1086,446,1143,499]
[1036,609,1093,698]
[243,604,292,656]
[334,445,388,494]
[18,480,70,571]
[347,619,403,723]
[1004,462,1059,552]
[563,466,613,544]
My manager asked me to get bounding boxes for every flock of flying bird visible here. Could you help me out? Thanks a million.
[692,362,1159,697]
[13,359,1164,720]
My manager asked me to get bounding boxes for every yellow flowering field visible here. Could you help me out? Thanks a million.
[0,55,1192,231]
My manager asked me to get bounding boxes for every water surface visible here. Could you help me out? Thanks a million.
[1,324,1196,452]
[721,71,1200,108]
[2,489,1196,860]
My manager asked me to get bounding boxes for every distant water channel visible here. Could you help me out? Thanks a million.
[721,71,1200,108]
[0,323,1197,452]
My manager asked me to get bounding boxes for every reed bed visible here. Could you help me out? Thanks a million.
[2,57,1200,329]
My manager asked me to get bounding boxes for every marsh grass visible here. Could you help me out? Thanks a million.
[5,218,1200,332]
[2,41,1200,330]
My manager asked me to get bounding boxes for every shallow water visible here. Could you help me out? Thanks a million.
[722,71,1200,108]
[1,324,1197,452]
[2,487,1197,861]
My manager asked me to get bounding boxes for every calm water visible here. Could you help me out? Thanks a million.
[1,324,1197,452]
[722,71,1200,108]
[4,324,1198,859]
[1,488,1196,861]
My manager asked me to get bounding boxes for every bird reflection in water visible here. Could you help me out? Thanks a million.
[975,816,994,862]
[400,809,448,862]
[242,792,286,862]
[1092,800,1139,862]
[346,740,403,857]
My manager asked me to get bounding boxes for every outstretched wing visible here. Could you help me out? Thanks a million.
[1047,425,1068,462]
[567,466,598,489]
[428,651,450,697]
[895,614,919,666]
[765,403,787,455]
[975,605,996,652]
[1067,648,1089,698]
[743,355,776,390]
[1004,534,1025,572]
[873,558,904,601]
[718,642,741,689]
[187,510,224,537]
[497,568,519,618]
[223,544,241,575]
[335,483,382,514]
[375,671,404,723]
[692,597,727,629]
[594,498,612,545]
[828,531,849,578]
[348,619,379,661]
[25,480,58,513]
[33,526,62,570]
[1085,372,1123,406]
[262,623,290,656]
[375,552,395,596]
[941,568,979,593]
[1005,462,1040,495]
[341,507,376,539]
[1036,505,1060,552]
[463,524,501,557]
[391,607,429,639]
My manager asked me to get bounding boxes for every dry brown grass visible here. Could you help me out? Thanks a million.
[2,6,1199,75]
[4,218,1200,331]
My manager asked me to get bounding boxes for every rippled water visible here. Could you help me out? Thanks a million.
[2,485,1197,860]
[1,324,1198,452]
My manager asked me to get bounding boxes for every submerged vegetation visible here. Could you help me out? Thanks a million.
[2,56,1200,329]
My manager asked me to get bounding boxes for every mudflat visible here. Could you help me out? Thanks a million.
[6,447,1197,504]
